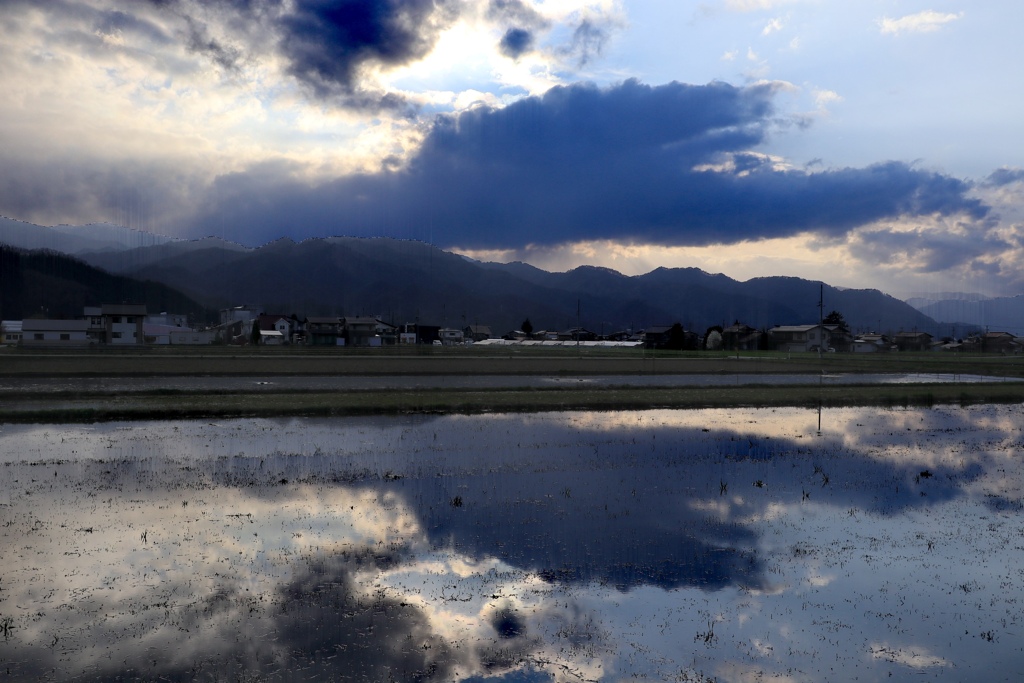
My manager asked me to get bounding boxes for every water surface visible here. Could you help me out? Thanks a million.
[1,406,1022,681]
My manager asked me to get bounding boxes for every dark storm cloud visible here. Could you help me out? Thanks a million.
[486,0,545,26]
[188,79,989,250]
[984,167,1024,187]
[488,0,548,59]
[185,17,243,71]
[849,224,1010,273]
[277,0,459,101]
[499,27,534,58]
[95,8,173,44]
[126,0,457,108]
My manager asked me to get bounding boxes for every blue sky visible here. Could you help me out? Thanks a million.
[1,0,1021,296]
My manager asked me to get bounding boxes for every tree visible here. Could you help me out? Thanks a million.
[666,322,687,350]
[250,320,262,345]
[704,325,723,350]
[823,310,849,331]
[521,318,534,336]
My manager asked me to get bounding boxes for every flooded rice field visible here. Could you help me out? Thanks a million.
[0,372,1014,394]
[2,405,1023,681]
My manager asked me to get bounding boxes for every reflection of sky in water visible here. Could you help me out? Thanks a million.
[1,406,1022,681]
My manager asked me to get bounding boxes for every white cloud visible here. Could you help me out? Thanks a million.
[722,0,805,11]
[812,88,843,109]
[879,10,963,36]
[762,18,784,35]
[869,644,952,668]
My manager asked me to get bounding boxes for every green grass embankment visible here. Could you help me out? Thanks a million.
[4,382,1023,423]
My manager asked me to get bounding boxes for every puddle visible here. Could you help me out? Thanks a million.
[1,405,1022,680]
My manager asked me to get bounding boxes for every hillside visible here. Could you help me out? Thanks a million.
[74,235,939,335]
[0,215,176,254]
[0,246,212,323]
[911,295,1024,336]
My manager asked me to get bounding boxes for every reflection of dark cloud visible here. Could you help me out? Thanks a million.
[270,548,463,682]
[2,409,1014,681]
[187,79,990,250]
[367,414,988,592]
[405,448,769,592]
[492,607,525,639]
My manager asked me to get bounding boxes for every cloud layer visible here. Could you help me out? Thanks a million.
[0,0,1020,295]
[189,79,989,251]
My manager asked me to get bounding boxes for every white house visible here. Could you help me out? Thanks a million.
[20,319,91,347]
[438,328,465,346]
[1,320,22,345]
[259,329,286,345]
[851,334,891,354]
[768,324,832,353]
[83,304,147,345]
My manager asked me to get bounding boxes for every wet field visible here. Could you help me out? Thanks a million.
[0,371,1014,394]
[2,405,1023,681]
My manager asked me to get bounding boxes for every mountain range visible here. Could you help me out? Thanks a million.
[4,219,1019,335]
[3,217,1016,336]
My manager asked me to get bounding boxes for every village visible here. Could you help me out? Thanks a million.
[3,303,1022,354]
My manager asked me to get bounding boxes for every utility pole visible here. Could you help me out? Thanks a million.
[576,298,581,357]
[818,283,824,360]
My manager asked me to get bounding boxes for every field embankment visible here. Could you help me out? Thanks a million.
[2,347,1022,422]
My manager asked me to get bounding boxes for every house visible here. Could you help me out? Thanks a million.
[557,327,597,342]
[143,324,180,345]
[722,322,762,351]
[306,317,344,346]
[219,306,260,326]
[146,312,189,328]
[397,323,440,345]
[21,319,91,347]
[463,325,492,342]
[257,314,293,343]
[768,324,833,352]
[893,331,934,352]
[982,331,1019,354]
[169,330,215,345]
[210,319,248,345]
[1,320,22,346]
[851,334,891,353]
[602,330,634,342]
[344,317,397,347]
[83,304,147,345]
[438,327,464,346]
[258,329,286,345]
[823,324,853,353]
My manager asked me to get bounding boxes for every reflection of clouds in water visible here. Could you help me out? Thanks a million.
[870,643,953,669]
[0,457,602,681]
[3,406,1024,680]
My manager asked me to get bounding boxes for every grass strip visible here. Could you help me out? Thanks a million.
[4,382,1023,423]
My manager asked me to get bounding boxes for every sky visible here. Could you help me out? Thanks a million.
[1,0,1022,297]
